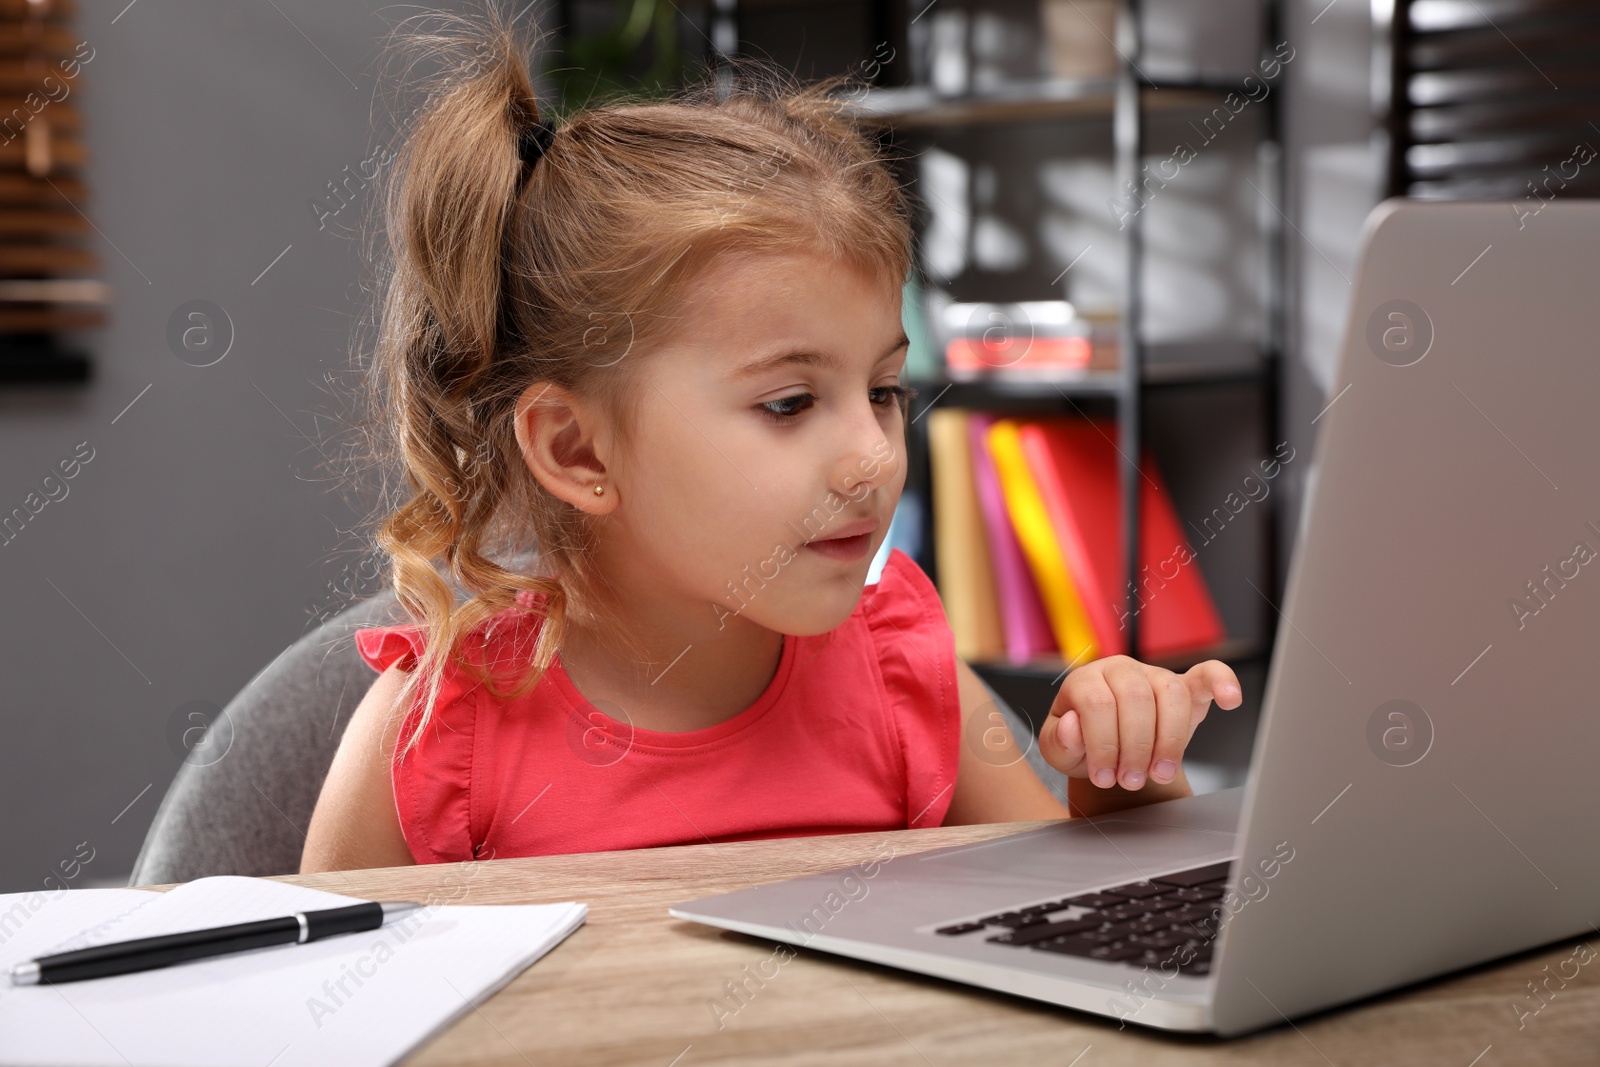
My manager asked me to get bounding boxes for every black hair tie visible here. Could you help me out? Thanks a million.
[518,118,556,167]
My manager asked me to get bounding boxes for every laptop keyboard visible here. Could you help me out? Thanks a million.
[931,860,1231,976]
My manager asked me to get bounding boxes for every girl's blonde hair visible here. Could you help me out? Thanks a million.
[362,3,913,756]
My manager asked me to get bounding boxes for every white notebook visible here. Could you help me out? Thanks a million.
[0,875,587,1067]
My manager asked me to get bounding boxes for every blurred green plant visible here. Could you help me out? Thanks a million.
[548,0,694,114]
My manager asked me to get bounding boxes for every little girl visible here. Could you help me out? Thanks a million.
[302,10,1241,873]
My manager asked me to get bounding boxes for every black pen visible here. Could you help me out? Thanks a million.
[7,900,424,986]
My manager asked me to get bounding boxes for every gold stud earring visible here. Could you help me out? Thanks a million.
[593,484,605,496]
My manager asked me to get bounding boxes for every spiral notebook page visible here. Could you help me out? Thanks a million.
[0,876,587,1067]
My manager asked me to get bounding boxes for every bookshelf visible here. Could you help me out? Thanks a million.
[844,0,1287,713]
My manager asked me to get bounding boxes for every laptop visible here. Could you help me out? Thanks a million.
[668,199,1600,1036]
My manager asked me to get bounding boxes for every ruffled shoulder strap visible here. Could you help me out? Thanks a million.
[858,548,963,828]
[351,621,486,864]
[354,623,425,673]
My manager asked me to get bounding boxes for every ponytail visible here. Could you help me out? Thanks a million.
[366,5,572,758]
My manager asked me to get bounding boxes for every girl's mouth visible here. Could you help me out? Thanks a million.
[803,531,874,561]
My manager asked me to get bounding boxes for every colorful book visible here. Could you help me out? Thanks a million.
[966,412,1057,663]
[927,409,1005,662]
[986,418,1098,666]
[1017,417,1225,659]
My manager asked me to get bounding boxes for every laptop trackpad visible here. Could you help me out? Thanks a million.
[917,819,1236,889]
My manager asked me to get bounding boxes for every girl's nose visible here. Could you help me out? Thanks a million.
[833,413,900,500]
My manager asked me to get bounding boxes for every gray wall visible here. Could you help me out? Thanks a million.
[0,0,481,893]
[0,0,1381,893]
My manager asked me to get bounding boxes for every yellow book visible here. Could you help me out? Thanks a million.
[985,418,1098,664]
[927,409,1006,661]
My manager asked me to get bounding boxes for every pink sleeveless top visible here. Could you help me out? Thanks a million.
[353,548,963,864]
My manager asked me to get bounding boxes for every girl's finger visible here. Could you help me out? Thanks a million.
[1039,704,1086,777]
[1149,670,1192,785]
[1105,663,1157,790]
[1186,659,1242,711]
[1056,709,1084,771]
[1071,672,1122,787]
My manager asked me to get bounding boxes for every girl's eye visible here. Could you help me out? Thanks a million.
[759,392,817,422]
[870,383,919,413]
[758,383,920,424]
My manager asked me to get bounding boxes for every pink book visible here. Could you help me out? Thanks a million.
[967,412,1058,663]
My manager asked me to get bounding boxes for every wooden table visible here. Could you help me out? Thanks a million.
[148,820,1598,1065]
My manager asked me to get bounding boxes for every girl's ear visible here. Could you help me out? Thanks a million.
[512,381,617,515]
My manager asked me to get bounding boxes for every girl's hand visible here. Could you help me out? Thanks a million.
[1039,656,1242,792]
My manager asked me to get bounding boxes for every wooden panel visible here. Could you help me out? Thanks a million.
[0,68,84,93]
[0,24,79,56]
[0,244,97,274]
[0,170,84,204]
[0,0,77,18]
[0,277,107,302]
[0,98,82,131]
[0,304,103,330]
[0,130,86,169]
[0,208,89,236]
[0,0,100,361]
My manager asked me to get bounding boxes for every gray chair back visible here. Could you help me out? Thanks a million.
[130,591,412,885]
[131,584,1065,885]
